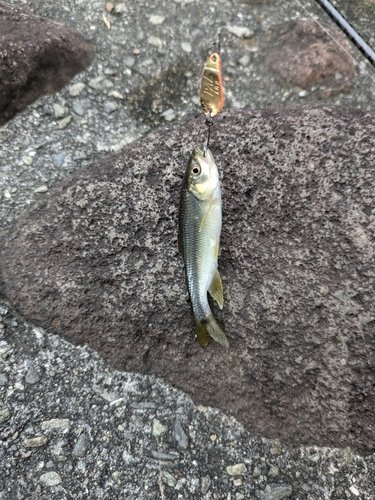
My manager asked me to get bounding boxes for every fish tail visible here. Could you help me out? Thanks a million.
[194,317,208,347]
[205,313,229,348]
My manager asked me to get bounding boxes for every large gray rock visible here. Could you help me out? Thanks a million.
[2,105,375,453]
[0,1,94,125]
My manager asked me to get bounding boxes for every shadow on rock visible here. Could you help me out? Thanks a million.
[126,58,196,126]
[1,106,375,454]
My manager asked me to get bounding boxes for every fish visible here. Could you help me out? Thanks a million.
[178,145,229,348]
[199,52,225,118]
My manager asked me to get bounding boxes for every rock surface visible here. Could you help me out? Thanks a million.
[0,1,94,125]
[2,105,375,453]
[266,20,355,97]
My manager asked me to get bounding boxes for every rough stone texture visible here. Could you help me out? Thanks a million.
[0,1,94,126]
[2,105,375,454]
[266,20,355,97]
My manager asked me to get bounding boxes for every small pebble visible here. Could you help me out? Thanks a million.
[133,49,141,55]
[148,450,179,461]
[161,470,176,487]
[41,419,70,431]
[152,419,167,437]
[22,156,33,166]
[0,374,8,387]
[57,116,72,129]
[108,91,124,100]
[174,419,189,449]
[161,109,176,122]
[253,466,262,477]
[69,83,86,97]
[130,402,157,410]
[270,446,280,456]
[24,436,48,448]
[39,471,62,487]
[53,154,66,168]
[73,102,86,116]
[32,139,49,150]
[226,463,247,476]
[53,104,66,119]
[350,485,360,496]
[34,185,48,194]
[103,101,118,114]
[72,434,88,457]
[148,36,163,47]
[181,42,192,53]
[239,54,250,66]
[0,408,10,424]
[226,25,253,39]
[124,57,135,67]
[114,3,127,14]
[260,483,293,500]
[149,15,165,25]
[201,476,211,495]
[269,465,279,477]
[88,76,113,90]
[25,367,40,384]
[233,478,243,487]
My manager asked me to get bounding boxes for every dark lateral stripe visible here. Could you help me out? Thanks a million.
[314,0,375,67]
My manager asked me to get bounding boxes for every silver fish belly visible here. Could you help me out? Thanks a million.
[178,145,228,348]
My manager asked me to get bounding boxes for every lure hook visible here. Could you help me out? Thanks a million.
[204,115,213,155]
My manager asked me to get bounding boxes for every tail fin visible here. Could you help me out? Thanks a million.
[194,317,208,347]
[194,314,229,348]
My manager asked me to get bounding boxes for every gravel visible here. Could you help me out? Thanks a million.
[1,0,375,498]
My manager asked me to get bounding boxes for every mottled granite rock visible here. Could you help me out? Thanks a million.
[266,20,355,97]
[2,105,375,453]
[0,1,94,125]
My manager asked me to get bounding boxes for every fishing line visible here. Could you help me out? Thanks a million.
[205,116,213,152]
[314,0,375,68]
[294,0,375,85]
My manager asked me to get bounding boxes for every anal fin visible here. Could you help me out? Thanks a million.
[209,270,224,309]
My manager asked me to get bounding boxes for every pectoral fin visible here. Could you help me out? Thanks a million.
[209,270,224,309]
[199,199,213,232]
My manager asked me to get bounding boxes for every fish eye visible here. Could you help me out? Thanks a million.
[191,165,201,175]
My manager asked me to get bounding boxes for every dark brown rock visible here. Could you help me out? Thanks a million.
[0,1,94,125]
[2,105,375,453]
[266,20,355,96]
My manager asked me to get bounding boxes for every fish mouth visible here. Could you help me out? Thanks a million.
[192,144,209,160]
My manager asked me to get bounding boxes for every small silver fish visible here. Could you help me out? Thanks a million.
[178,145,229,348]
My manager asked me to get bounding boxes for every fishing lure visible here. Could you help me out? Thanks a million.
[200,51,225,119]
[199,32,225,152]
